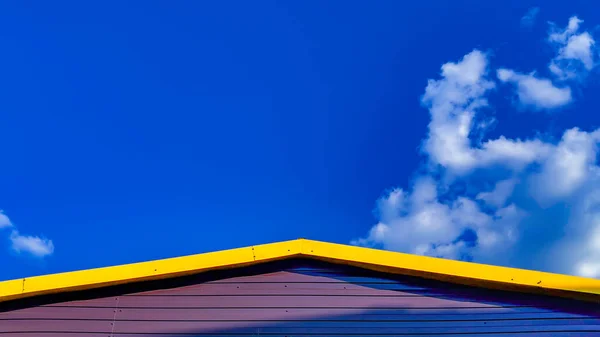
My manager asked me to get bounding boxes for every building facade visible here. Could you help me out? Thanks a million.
[1,239,599,336]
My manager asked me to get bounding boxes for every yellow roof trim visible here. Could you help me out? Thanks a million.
[1,239,599,304]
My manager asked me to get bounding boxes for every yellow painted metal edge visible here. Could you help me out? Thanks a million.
[0,239,302,303]
[1,238,599,305]
[300,239,600,302]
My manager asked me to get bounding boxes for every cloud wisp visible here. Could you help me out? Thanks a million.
[521,7,540,28]
[548,16,596,80]
[495,16,596,111]
[496,68,572,110]
[353,15,600,278]
[0,211,54,258]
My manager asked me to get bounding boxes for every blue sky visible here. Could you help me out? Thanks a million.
[2,1,600,280]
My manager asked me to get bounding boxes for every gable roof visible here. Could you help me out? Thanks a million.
[1,239,599,304]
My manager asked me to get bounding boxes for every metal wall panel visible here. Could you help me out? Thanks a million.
[1,260,599,336]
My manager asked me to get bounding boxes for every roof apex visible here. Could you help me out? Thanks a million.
[1,238,599,304]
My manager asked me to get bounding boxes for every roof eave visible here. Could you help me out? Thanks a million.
[0,239,303,304]
[1,238,600,305]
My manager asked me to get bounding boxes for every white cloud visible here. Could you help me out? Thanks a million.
[10,230,55,257]
[497,17,595,110]
[476,178,518,208]
[529,128,600,204]
[0,211,12,228]
[561,33,595,69]
[497,68,572,109]
[548,16,583,43]
[548,16,596,80]
[0,212,54,258]
[478,136,553,169]
[353,176,525,265]
[353,177,487,259]
[354,22,600,277]
[422,50,494,173]
[422,52,556,174]
[521,7,540,28]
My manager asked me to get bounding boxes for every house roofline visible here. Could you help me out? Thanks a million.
[1,239,599,304]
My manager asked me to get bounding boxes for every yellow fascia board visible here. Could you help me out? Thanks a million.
[0,239,302,303]
[1,238,600,305]
[300,239,600,302]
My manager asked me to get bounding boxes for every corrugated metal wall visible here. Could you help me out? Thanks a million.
[1,259,599,336]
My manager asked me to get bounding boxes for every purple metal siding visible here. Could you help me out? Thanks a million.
[1,261,599,336]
